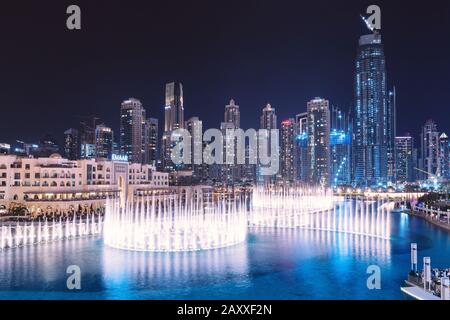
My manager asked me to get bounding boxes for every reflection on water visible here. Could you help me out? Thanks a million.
[1,200,450,299]
[101,243,250,294]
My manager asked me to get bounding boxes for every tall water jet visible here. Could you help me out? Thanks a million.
[103,194,248,252]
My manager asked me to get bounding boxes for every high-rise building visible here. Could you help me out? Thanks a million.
[330,106,351,187]
[439,133,449,179]
[295,112,308,182]
[280,119,296,182]
[395,135,414,183]
[144,118,158,165]
[260,103,277,130]
[79,117,98,160]
[224,99,240,128]
[387,88,397,184]
[307,98,330,186]
[185,117,204,179]
[64,128,79,160]
[259,103,278,184]
[220,121,241,185]
[353,32,389,187]
[162,82,184,171]
[120,98,146,164]
[420,120,440,180]
[95,124,113,159]
[164,82,184,132]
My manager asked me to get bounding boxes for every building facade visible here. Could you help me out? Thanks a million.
[64,128,79,160]
[330,106,351,187]
[95,124,114,159]
[280,119,296,182]
[295,112,308,182]
[395,135,414,183]
[120,98,146,164]
[307,98,330,186]
[0,154,169,216]
[439,133,449,180]
[420,119,440,180]
[353,32,390,187]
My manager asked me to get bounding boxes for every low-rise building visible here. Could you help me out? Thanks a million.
[0,154,169,217]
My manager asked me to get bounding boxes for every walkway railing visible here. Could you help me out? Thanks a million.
[412,205,450,226]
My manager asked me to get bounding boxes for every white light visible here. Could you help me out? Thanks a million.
[104,195,247,252]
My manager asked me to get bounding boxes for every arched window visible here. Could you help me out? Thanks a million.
[51,181,57,187]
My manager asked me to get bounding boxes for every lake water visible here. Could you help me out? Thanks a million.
[0,206,449,300]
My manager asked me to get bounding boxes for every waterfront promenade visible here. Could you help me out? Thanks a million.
[410,205,450,232]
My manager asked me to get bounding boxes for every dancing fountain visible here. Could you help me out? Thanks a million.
[250,186,334,228]
[250,186,391,240]
[0,214,103,250]
[103,194,248,252]
[0,186,394,252]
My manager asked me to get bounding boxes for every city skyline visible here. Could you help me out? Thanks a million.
[1,1,450,146]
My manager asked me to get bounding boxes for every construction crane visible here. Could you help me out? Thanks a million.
[414,167,441,185]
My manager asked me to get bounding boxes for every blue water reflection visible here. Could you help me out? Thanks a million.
[0,208,450,300]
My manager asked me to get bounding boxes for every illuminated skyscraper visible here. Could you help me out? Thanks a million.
[164,82,184,132]
[144,118,158,165]
[353,32,390,187]
[280,118,296,182]
[295,112,308,182]
[439,133,449,179]
[162,82,184,171]
[224,99,240,128]
[185,117,204,179]
[330,106,351,187]
[95,124,113,159]
[64,128,79,160]
[307,98,330,186]
[395,135,414,183]
[387,88,397,184]
[120,98,146,164]
[420,119,439,180]
[259,103,278,184]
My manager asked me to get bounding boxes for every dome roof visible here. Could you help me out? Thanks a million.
[49,153,62,159]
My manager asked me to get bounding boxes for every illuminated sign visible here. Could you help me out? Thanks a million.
[0,143,11,149]
[112,154,129,162]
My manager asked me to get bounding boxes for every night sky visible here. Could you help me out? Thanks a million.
[1,0,450,146]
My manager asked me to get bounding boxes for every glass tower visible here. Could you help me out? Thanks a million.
[353,32,389,187]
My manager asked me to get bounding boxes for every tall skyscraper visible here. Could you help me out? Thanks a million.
[420,119,440,180]
[224,99,240,128]
[439,133,449,179]
[395,135,414,183]
[120,98,146,164]
[220,121,241,185]
[295,112,308,182]
[95,124,113,159]
[387,88,397,184]
[185,117,204,179]
[353,32,390,187]
[162,82,184,171]
[330,106,351,187]
[280,119,297,182]
[144,118,158,165]
[164,82,184,132]
[260,103,277,130]
[307,98,330,186]
[259,103,278,184]
[64,128,79,160]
